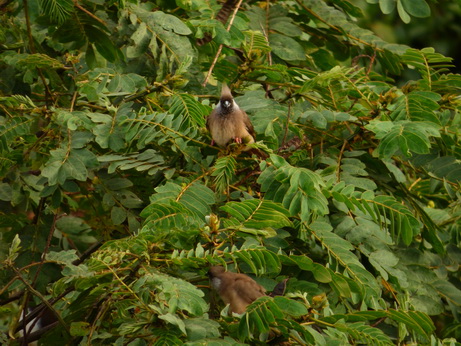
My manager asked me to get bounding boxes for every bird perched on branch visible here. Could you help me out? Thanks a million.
[208,266,288,314]
[206,84,256,149]
[208,266,265,314]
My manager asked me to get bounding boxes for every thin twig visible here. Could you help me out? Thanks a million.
[12,267,70,336]
[72,240,103,265]
[74,1,107,26]
[202,0,244,86]
[31,213,60,287]
[70,91,78,112]
[23,0,54,107]
[336,140,347,183]
[265,0,272,65]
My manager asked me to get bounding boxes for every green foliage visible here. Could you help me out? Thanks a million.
[366,0,431,23]
[1,0,461,344]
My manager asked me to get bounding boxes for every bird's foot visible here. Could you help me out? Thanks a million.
[234,137,242,144]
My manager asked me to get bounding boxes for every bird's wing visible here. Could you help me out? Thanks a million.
[242,111,256,139]
[206,111,212,131]
[233,275,266,304]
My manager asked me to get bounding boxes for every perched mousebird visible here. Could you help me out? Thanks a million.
[208,266,266,314]
[206,85,256,148]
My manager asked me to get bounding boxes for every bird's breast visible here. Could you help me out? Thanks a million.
[212,115,238,147]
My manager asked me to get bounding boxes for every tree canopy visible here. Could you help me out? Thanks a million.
[1,0,461,344]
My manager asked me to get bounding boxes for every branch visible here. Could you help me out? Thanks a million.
[202,0,244,86]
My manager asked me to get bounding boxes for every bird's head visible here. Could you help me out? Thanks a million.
[208,266,226,290]
[219,97,233,114]
[217,83,239,116]
[208,265,225,278]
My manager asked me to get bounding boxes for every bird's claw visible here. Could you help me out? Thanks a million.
[234,137,242,144]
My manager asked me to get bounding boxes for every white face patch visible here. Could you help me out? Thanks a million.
[211,277,221,290]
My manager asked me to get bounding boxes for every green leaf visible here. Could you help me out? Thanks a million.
[17,53,65,69]
[221,199,293,231]
[401,0,430,18]
[330,272,352,298]
[0,183,12,201]
[273,296,309,317]
[183,318,221,341]
[226,247,281,276]
[149,181,215,220]
[269,34,306,61]
[258,155,328,222]
[42,148,96,186]
[149,11,192,35]
[379,0,396,14]
[309,221,379,294]
[242,30,271,59]
[159,313,187,335]
[312,263,332,283]
[290,255,314,271]
[140,201,200,232]
[40,0,74,24]
[211,156,236,194]
[170,94,210,128]
[70,321,90,337]
[99,150,168,176]
[387,309,435,340]
[88,112,126,151]
[111,206,127,225]
[335,321,393,345]
[56,216,92,235]
[366,120,440,159]
[128,5,193,69]
[397,0,411,23]
[239,296,276,339]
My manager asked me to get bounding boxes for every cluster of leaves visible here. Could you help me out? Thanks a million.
[1,0,461,344]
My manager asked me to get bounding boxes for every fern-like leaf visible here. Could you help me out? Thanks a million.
[238,296,280,340]
[126,112,200,150]
[258,155,328,222]
[220,199,293,237]
[140,201,199,232]
[370,195,420,245]
[335,322,393,345]
[0,117,35,152]
[225,246,281,276]
[149,180,216,220]
[169,93,210,128]
[402,48,453,89]
[211,156,236,193]
[40,0,74,25]
[124,4,193,80]
[242,30,271,60]
[308,221,379,295]
[98,149,169,176]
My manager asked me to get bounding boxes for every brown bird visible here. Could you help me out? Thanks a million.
[206,85,256,148]
[208,266,266,314]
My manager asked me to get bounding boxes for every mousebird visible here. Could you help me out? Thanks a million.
[208,266,265,314]
[206,85,256,148]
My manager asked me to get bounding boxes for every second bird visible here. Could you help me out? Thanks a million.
[208,266,265,314]
[207,84,256,148]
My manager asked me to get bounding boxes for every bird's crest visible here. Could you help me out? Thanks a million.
[221,83,232,99]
